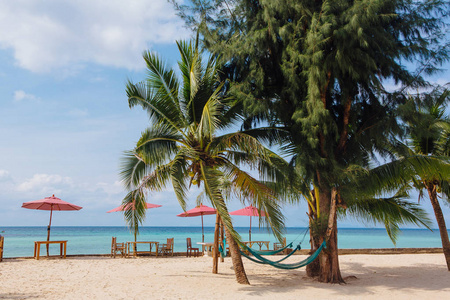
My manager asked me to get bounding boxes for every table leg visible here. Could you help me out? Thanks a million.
[34,242,37,259]
[63,242,66,258]
[36,243,40,260]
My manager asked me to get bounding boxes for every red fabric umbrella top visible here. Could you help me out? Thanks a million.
[230,205,266,217]
[107,202,162,213]
[22,195,82,211]
[176,204,216,217]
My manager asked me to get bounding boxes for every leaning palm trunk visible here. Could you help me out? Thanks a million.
[224,226,250,284]
[426,183,450,270]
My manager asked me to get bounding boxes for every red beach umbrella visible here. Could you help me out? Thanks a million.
[177,204,216,243]
[230,205,266,241]
[106,202,162,213]
[107,202,162,242]
[21,194,83,255]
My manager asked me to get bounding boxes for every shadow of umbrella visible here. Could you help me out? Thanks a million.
[22,194,82,256]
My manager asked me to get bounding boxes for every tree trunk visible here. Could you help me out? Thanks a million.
[318,187,344,283]
[307,185,344,283]
[306,201,320,277]
[213,213,220,273]
[224,226,250,284]
[426,183,450,270]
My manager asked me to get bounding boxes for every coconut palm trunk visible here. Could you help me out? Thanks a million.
[426,183,450,270]
[224,225,249,284]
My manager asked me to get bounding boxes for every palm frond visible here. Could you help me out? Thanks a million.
[120,151,147,190]
[199,163,242,242]
[345,192,432,244]
[222,162,285,241]
[135,124,183,168]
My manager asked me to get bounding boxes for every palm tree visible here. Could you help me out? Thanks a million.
[394,87,450,269]
[120,39,285,284]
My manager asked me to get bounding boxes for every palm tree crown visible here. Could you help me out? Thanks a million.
[120,39,285,243]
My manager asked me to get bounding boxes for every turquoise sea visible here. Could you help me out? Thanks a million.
[0,226,447,258]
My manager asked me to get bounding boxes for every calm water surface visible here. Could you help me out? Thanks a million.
[0,226,446,258]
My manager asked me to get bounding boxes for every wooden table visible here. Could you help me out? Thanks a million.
[197,242,214,256]
[243,241,270,251]
[34,240,67,260]
[127,241,159,257]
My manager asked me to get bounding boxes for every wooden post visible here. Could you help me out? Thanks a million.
[212,212,220,273]
[220,219,225,262]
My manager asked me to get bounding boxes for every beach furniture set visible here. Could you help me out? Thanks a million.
[111,237,175,258]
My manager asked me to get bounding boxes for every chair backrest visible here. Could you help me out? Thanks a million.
[167,238,174,249]
[282,237,286,247]
[111,237,116,249]
[187,237,192,248]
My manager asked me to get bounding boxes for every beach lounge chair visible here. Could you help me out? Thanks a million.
[0,235,4,262]
[158,238,174,256]
[111,237,127,258]
[186,238,199,257]
[273,237,287,254]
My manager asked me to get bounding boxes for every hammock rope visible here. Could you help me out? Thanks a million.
[240,241,326,270]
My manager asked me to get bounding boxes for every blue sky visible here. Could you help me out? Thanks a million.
[0,0,449,230]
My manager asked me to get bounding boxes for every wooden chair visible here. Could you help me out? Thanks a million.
[111,237,127,258]
[186,238,199,257]
[158,238,174,256]
[0,235,4,262]
[273,237,287,254]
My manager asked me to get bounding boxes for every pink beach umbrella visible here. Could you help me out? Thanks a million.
[22,194,83,256]
[177,204,216,243]
[106,202,162,213]
[107,202,162,243]
[230,205,266,241]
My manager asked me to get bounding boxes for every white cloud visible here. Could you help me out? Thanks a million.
[17,173,74,195]
[13,90,39,102]
[0,0,190,73]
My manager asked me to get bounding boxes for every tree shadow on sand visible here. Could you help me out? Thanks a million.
[237,260,449,297]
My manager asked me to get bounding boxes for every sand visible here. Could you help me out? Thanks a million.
[0,253,449,299]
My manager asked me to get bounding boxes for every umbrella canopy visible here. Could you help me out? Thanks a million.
[177,204,216,243]
[107,202,161,242]
[107,202,162,213]
[22,194,82,256]
[230,205,266,241]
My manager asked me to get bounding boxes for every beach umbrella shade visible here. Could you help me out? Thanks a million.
[107,202,162,242]
[21,194,83,256]
[230,205,266,241]
[176,204,216,243]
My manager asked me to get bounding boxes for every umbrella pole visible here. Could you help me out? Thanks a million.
[249,216,252,242]
[201,214,205,253]
[47,206,53,256]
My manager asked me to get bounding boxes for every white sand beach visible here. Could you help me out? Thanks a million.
[0,253,449,299]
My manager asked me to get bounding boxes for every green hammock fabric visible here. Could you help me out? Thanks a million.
[242,243,300,264]
[219,239,227,258]
[241,241,326,270]
[245,242,294,256]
